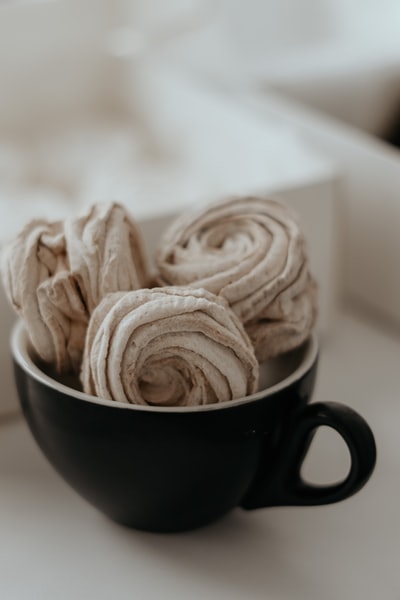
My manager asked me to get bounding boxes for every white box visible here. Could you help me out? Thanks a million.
[245,89,400,326]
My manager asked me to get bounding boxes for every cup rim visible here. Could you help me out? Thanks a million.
[11,319,318,413]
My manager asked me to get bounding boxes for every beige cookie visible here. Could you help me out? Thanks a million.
[81,287,259,406]
[1,202,149,373]
[246,276,318,360]
[65,202,148,314]
[1,219,87,373]
[155,196,318,360]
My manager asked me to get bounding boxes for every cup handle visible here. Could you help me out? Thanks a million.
[241,402,377,509]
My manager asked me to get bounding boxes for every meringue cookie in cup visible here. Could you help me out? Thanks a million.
[65,202,149,315]
[81,287,259,407]
[1,219,88,373]
[1,202,149,374]
[155,196,318,360]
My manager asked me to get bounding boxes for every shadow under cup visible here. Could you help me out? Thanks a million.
[11,321,376,533]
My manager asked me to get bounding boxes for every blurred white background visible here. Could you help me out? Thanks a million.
[1,0,400,133]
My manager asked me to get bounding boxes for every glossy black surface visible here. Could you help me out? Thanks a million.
[12,327,376,533]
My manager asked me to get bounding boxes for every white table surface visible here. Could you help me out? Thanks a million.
[1,307,398,600]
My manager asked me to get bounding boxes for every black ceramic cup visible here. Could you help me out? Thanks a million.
[11,320,376,533]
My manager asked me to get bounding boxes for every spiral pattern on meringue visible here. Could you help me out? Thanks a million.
[155,196,318,359]
[81,287,259,406]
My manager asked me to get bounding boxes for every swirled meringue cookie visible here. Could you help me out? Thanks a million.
[155,196,318,359]
[81,287,259,407]
[246,278,318,361]
[1,202,149,373]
